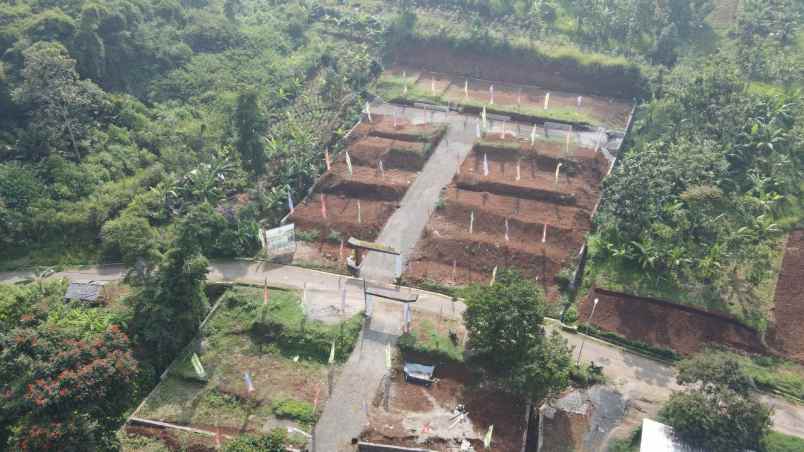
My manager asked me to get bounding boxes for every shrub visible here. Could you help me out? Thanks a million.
[222,429,287,452]
[563,306,578,325]
[570,362,605,387]
[272,399,316,424]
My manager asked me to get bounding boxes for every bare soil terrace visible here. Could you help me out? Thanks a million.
[385,66,633,129]
[289,114,446,267]
[404,133,608,300]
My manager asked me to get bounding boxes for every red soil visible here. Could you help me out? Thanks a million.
[347,136,430,171]
[432,71,633,129]
[768,230,804,363]
[578,288,766,356]
[352,114,446,144]
[316,161,416,202]
[290,113,446,266]
[362,353,526,452]
[404,138,605,299]
[291,195,397,243]
[391,41,641,99]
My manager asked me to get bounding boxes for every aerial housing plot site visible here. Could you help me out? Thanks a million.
[0,1,803,452]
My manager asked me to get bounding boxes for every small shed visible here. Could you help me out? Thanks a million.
[64,280,107,304]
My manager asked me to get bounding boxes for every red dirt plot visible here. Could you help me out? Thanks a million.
[768,230,804,363]
[290,114,445,265]
[578,287,766,356]
[405,134,609,300]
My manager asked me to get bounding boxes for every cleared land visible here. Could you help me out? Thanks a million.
[360,311,526,451]
[377,67,633,129]
[578,287,766,356]
[289,114,446,267]
[768,230,804,363]
[405,132,610,300]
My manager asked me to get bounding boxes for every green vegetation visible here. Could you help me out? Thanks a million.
[398,317,465,362]
[661,350,775,451]
[681,349,804,402]
[0,279,139,451]
[221,430,287,452]
[272,399,317,424]
[463,268,572,402]
[766,432,804,452]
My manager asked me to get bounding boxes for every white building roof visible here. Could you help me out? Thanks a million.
[640,418,703,452]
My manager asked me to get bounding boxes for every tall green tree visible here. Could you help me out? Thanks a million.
[463,268,571,401]
[12,42,106,161]
[660,349,772,451]
[234,90,267,175]
[130,206,210,369]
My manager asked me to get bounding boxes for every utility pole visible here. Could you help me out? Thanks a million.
[576,298,599,365]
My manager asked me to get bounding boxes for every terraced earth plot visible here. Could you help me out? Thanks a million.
[404,132,612,300]
[376,67,633,130]
[290,114,446,266]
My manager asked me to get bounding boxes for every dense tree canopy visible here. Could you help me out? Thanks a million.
[661,350,773,451]
[463,268,572,401]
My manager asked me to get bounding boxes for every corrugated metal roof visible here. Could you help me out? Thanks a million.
[64,281,105,301]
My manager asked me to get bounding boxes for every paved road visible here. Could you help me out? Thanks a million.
[1,262,802,441]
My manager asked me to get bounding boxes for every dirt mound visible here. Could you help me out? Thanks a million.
[767,230,804,363]
[444,187,592,231]
[578,288,766,356]
[316,163,415,202]
[290,195,396,242]
[348,136,432,171]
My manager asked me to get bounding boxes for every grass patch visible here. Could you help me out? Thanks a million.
[135,286,360,436]
[398,317,465,363]
[712,350,804,402]
[272,399,317,425]
[766,431,804,452]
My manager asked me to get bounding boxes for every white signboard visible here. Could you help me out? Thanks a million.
[264,223,296,257]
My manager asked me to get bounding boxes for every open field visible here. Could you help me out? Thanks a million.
[404,132,610,300]
[289,114,446,267]
[123,286,362,451]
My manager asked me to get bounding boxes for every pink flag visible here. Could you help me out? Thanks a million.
[320,194,327,219]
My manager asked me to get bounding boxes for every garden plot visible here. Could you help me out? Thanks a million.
[289,114,446,268]
[378,67,633,130]
[123,286,362,451]
[359,311,527,452]
[404,133,610,300]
